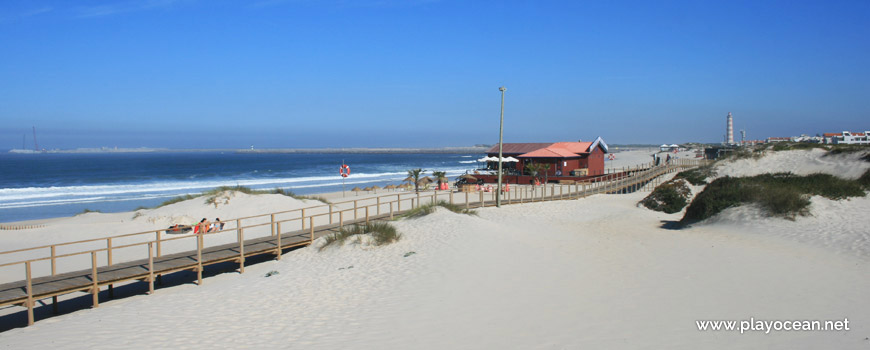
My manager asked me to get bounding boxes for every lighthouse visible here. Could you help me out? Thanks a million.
[726,112,734,145]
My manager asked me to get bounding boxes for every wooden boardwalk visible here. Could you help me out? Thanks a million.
[0,159,705,328]
[0,214,395,311]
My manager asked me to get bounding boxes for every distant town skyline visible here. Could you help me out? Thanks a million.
[1,0,868,149]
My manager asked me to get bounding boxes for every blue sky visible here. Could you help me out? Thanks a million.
[1,0,868,149]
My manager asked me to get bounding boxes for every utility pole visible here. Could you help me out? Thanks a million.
[496,86,506,207]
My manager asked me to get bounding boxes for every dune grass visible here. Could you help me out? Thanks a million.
[320,221,400,250]
[76,208,101,215]
[157,194,196,208]
[681,172,866,224]
[155,185,331,209]
[395,200,477,220]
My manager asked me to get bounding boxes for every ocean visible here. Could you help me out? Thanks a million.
[0,151,481,223]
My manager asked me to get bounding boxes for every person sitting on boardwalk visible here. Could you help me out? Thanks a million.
[209,218,224,232]
[197,218,210,234]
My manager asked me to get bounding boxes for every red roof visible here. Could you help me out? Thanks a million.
[550,142,593,154]
[823,133,841,137]
[518,147,579,158]
[486,142,593,155]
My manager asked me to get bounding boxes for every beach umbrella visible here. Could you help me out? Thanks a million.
[477,157,490,162]
[371,185,380,193]
[351,187,361,196]
[362,186,372,192]
[402,176,415,183]
[417,176,433,185]
[503,156,519,162]
[458,174,477,181]
[384,184,396,191]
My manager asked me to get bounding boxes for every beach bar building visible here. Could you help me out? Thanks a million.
[485,137,609,178]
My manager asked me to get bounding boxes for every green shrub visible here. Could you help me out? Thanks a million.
[681,172,866,224]
[757,186,810,218]
[640,179,692,214]
[675,166,715,185]
[858,169,870,190]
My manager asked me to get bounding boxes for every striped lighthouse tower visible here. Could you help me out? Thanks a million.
[726,112,734,145]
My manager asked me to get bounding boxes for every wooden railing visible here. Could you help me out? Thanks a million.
[0,158,708,326]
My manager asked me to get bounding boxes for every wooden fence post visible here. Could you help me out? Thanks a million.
[25,261,34,325]
[377,197,381,215]
[48,245,58,313]
[91,251,99,308]
[329,205,334,224]
[271,214,276,236]
[301,209,306,230]
[449,191,454,205]
[309,217,315,244]
[238,228,245,274]
[354,200,358,220]
[107,238,113,266]
[339,211,344,230]
[196,234,203,285]
[156,230,162,257]
[365,206,370,224]
[479,191,484,207]
[148,243,154,294]
[276,222,282,260]
[107,237,114,299]
[390,202,394,219]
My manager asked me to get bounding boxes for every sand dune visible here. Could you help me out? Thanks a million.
[714,148,869,179]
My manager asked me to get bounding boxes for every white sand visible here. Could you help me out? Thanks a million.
[1,149,868,349]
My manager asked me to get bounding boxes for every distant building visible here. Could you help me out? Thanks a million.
[659,144,679,152]
[825,131,870,145]
[789,134,822,143]
[486,137,609,177]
